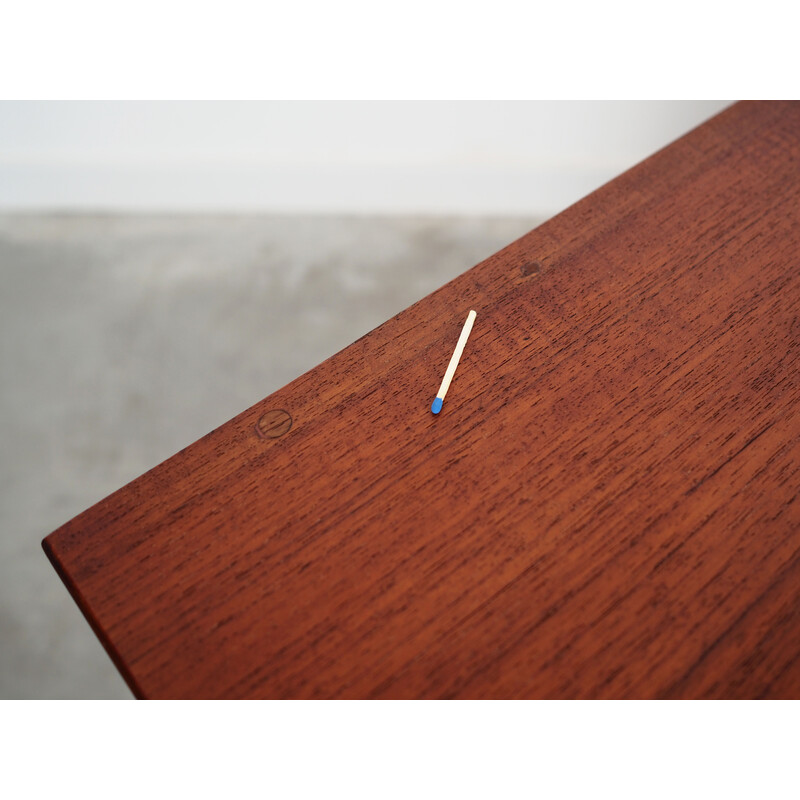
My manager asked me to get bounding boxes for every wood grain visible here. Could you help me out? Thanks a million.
[43,101,800,698]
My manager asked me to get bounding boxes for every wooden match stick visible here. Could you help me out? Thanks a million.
[431,309,477,414]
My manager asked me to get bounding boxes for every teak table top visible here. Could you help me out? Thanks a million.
[44,102,800,698]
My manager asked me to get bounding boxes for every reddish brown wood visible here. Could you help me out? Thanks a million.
[43,101,800,698]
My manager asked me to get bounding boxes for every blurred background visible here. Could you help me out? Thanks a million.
[0,101,729,698]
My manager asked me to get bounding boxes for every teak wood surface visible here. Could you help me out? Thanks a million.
[44,102,800,699]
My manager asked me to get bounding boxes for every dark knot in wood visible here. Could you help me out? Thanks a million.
[520,260,542,277]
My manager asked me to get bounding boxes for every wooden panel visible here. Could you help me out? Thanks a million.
[43,101,800,698]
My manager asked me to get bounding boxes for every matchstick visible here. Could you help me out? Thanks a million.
[431,309,477,414]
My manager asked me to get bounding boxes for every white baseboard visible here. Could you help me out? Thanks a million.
[0,160,629,217]
[0,101,730,216]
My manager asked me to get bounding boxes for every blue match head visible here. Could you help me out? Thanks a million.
[431,397,443,414]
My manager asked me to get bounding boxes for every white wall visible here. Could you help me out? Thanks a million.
[0,101,729,216]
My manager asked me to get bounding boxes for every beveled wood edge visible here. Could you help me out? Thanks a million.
[42,537,146,699]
